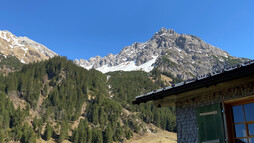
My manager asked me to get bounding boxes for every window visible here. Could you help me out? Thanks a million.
[232,103,254,142]
[224,97,254,143]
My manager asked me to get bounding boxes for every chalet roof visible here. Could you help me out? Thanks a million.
[132,60,254,105]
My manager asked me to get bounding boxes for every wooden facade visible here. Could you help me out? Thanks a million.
[133,61,254,143]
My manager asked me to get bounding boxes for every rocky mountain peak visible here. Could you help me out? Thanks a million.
[151,29,178,44]
[75,28,246,80]
[0,30,57,63]
[158,27,168,34]
[158,27,175,35]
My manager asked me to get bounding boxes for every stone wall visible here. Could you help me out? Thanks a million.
[175,82,254,143]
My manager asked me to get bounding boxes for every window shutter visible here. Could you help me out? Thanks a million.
[196,103,225,143]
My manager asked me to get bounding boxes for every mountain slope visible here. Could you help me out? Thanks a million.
[0,53,23,74]
[75,28,247,80]
[0,57,175,143]
[0,30,57,64]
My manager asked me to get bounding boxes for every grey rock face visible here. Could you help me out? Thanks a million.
[0,30,57,63]
[75,28,246,80]
[19,37,57,58]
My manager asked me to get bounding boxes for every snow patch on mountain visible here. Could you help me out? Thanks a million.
[20,59,26,64]
[0,31,11,42]
[81,56,158,73]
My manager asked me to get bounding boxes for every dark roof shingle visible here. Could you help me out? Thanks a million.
[133,60,254,105]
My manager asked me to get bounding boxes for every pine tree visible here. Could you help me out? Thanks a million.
[0,130,4,143]
[44,123,53,141]
[58,121,68,143]
[104,126,113,143]
[92,128,103,143]
[126,129,133,140]
[77,123,85,143]
[72,129,79,143]
[91,106,99,125]
[28,132,36,143]
[99,107,105,128]
[21,123,36,143]
[87,126,92,143]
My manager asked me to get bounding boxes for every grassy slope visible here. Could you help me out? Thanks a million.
[125,129,177,143]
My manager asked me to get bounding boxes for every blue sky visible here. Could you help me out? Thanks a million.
[0,0,253,60]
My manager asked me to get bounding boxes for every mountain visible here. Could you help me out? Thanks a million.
[0,28,248,142]
[0,30,57,64]
[75,28,247,80]
[0,57,175,143]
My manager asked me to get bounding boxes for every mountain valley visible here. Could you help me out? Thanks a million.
[0,28,248,143]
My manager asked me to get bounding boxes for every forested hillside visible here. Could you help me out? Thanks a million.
[108,71,176,131]
[0,54,23,75]
[0,57,175,143]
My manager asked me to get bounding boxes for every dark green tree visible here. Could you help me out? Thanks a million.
[58,120,68,143]
[44,123,53,141]
[104,126,113,143]
[72,128,79,143]
[92,128,103,143]
[0,130,4,143]
[126,129,133,140]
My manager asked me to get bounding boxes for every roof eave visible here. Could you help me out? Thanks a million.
[133,62,254,105]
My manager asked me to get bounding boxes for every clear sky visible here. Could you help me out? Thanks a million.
[0,0,253,60]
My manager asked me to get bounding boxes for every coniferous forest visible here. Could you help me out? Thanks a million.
[0,56,176,143]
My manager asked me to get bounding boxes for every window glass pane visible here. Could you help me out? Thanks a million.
[249,138,254,143]
[235,138,248,143]
[234,124,247,137]
[232,105,244,123]
[248,124,254,136]
[244,103,254,121]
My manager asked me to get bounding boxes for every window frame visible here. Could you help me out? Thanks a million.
[224,96,254,143]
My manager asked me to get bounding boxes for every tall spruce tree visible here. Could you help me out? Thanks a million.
[44,123,53,141]
[104,126,113,143]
